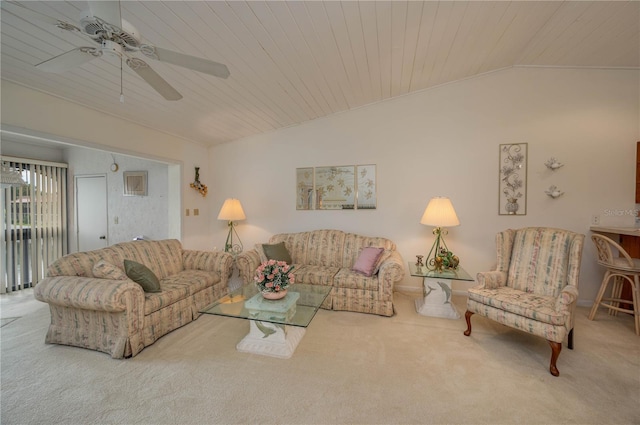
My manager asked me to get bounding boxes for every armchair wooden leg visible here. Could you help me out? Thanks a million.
[568,328,574,350]
[463,310,474,336]
[548,340,562,377]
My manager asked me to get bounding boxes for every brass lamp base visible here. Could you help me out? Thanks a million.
[425,227,459,271]
[224,221,243,253]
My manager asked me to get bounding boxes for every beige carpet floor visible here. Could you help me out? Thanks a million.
[1,289,639,425]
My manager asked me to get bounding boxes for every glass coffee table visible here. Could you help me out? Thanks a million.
[201,284,331,359]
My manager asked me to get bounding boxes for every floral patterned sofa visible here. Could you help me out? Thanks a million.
[236,229,405,316]
[34,239,233,358]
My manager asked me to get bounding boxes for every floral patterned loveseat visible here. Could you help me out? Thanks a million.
[236,229,405,316]
[34,239,233,358]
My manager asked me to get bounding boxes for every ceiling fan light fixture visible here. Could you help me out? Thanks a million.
[79,4,141,50]
[79,11,104,36]
[101,40,124,58]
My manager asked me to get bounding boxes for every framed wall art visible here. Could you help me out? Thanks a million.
[296,167,314,210]
[296,164,377,210]
[356,164,377,209]
[315,166,355,210]
[499,143,527,215]
[123,171,148,196]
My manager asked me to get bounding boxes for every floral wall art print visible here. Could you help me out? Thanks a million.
[315,166,356,210]
[356,164,377,209]
[499,143,527,215]
[296,167,314,210]
[296,165,377,210]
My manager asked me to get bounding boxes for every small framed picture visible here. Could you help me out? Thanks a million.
[123,171,147,196]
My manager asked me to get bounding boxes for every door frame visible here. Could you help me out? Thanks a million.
[75,174,109,251]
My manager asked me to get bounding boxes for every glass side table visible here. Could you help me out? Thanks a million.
[408,262,474,319]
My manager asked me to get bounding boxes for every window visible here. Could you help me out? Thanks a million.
[2,158,68,292]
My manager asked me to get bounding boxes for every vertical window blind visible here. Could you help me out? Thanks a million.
[1,156,67,293]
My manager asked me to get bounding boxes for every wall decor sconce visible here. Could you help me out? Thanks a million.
[545,185,564,199]
[190,167,208,197]
[544,158,564,170]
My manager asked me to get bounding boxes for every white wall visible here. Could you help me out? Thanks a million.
[65,149,169,250]
[0,139,65,163]
[1,80,212,251]
[0,140,170,250]
[210,67,640,304]
[3,67,639,304]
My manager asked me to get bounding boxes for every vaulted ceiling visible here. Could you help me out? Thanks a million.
[1,1,638,147]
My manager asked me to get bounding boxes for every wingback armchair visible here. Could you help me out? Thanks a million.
[464,227,585,376]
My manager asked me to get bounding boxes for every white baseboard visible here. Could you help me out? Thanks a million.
[394,285,421,294]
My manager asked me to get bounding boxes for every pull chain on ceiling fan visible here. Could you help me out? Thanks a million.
[120,56,124,103]
[118,0,124,103]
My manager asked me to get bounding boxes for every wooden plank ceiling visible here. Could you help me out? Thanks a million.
[1,1,638,147]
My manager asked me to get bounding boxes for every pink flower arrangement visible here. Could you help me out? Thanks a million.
[254,260,295,293]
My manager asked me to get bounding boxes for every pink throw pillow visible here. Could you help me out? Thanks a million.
[352,247,385,277]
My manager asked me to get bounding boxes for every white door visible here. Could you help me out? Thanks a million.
[76,175,108,251]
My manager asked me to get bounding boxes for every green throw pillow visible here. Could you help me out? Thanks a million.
[262,242,293,264]
[124,260,161,293]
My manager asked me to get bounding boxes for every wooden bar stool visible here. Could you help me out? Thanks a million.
[589,234,640,335]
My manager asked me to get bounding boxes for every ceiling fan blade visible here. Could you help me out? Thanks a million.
[36,47,101,73]
[151,47,230,79]
[126,58,182,101]
[88,1,122,27]
[1,1,77,30]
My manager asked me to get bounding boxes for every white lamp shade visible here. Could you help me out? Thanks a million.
[420,197,460,227]
[217,198,246,221]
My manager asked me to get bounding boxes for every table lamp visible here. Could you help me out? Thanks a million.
[217,198,246,253]
[420,197,460,271]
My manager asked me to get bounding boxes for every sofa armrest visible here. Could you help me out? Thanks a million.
[182,250,234,286]
[377,251,405,297]
[476,271,507,289]
[34,276,144,312]
[378,251,404,280]
[236,249,262,285]
[555,285,579,312]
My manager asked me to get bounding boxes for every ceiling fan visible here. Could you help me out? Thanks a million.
[2,1,230,101]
